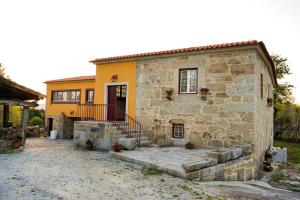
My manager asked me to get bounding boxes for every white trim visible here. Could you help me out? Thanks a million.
[104,82,129,120]
[180,69,197,93]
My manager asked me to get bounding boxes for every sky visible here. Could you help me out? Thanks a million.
[0,0,299,105]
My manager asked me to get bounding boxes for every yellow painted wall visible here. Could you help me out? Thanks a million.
[46,81,95,117]
[95,61,137,117]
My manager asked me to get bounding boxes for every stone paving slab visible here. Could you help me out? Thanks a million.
[111,146,218,177]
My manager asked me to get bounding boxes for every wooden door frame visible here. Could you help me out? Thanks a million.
[104,82,129,120]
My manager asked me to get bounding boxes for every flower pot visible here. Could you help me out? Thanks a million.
[86,140,93,151]
[112,143,123,152]
[11,139,21,149]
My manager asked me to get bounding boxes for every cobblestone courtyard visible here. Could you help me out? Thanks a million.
[0,138,299,200]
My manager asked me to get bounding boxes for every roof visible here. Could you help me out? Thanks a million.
[90,40,276,85]
[0,76,44,101]
[44,75,96,83]
[90,40,259,63]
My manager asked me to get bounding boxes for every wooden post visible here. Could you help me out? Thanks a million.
[21,106,29,146]
[3,104,9,128]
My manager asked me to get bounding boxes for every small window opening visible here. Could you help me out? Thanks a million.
[172,124,184,139]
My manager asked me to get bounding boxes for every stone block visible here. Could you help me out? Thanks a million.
[215,92,229,98]
[231,95,242,102]
[214,170,225,181]
[186,170,200,180]
[206,83,227,92]
[227,174,237,181]
[182,158,217,171]
[237,168,245,180]
[233,144,252,156]
[207,149,232,163]
[229,123,254,132]
[207,62,229,73]
[118,138,137,150]
[203,105,218,114]
[244,168,252,180]
[229,147,243,159]
[199,167,214,177]
[231,64,255,74]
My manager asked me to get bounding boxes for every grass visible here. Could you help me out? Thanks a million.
[274,140,300,164]
[270,172,284,183]
[141,167,162,176]
[177,183,192,192]
[0,148,23,154]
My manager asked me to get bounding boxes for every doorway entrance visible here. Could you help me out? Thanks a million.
[107,85,127,121]
[47,118,53,136]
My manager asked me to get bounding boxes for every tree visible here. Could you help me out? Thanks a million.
[271,54,294,105]
[30,116,44,126]
[0,63,10,79]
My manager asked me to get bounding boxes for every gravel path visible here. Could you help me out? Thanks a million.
[0,138,216,200]
[0,138,299,200]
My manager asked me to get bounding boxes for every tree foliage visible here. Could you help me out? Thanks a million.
[30,116,44,126]
[271,54,294,105]
[0,63,10,79]
[9,106,23,126]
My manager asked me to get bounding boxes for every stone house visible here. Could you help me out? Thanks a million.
[45,40,276,174]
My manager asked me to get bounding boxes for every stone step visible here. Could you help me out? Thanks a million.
[140,136,149,142]
[182,158,218,172]
[118,138,137,150]
[139,140,151,147]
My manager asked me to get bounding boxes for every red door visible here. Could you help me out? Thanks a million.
[107,86,116,121]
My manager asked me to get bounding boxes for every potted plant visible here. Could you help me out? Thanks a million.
[112,143,123,152]
[11,135,22,149]
[165,88,174,100]
[267,98,273,107]
[200,88,209,98]
[185,142,195,149]
[86,139,94,151]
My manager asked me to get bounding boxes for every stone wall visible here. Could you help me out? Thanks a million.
[135,48,274,162]
[46,114,75,139]
[253,53,274,163]
[73,121,120,150]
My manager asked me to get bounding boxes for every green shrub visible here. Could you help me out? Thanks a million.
[30,116,43,126]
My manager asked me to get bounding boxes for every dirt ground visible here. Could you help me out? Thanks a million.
[0,138,299,200]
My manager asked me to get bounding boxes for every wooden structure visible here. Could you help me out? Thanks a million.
[0,76,44,128]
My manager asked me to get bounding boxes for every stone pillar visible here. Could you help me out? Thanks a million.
[21,106,29,146]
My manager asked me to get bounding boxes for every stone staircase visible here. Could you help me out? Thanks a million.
[111,121,151,150]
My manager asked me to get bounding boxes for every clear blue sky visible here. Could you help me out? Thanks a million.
[0,0,299,103]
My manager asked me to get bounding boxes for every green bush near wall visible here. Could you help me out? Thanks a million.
[30,116,43,126]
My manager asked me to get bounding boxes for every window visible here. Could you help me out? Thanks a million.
[116,85,127,98]
[261,74,263,99]
[86,89,94,103]
[179,68,198,93]
[172,124,184,139]
[52,90,80,103]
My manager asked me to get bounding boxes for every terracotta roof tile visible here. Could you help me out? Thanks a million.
[90,40,259,63]
[44,75,96,83]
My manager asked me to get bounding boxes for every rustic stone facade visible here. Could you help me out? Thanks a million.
[47,114,75,139]
[73,121,120,150]
[135,48,274,169]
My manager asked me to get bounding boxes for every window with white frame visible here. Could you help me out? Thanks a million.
[52,90,80,103]
[179,68,198,93]
[172,124,184,139]
[86,89,94,103]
